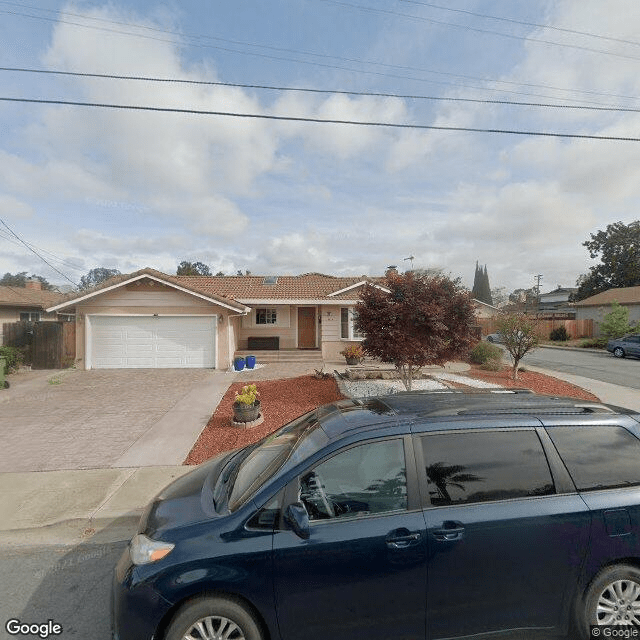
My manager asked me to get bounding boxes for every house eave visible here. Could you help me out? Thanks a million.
[238,298,361,305]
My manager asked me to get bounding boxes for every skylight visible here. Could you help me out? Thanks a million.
[262,276,278,285]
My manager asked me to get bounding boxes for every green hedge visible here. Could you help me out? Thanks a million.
[0,346,23,374]
[470,341,502,365]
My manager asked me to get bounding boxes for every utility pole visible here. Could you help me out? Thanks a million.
[534,274,543,314]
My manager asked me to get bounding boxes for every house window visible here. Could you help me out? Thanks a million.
[256,308,277,325]
[341,307,364,340]
[20,312,41,322]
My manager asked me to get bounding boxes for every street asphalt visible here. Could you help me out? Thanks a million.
[0,360,638,547]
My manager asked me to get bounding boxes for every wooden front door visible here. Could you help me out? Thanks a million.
[297,307,316,349]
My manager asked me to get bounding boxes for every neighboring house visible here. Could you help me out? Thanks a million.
[573,286,640,337]
[46,268,390,370]
[538,286,577,316]
[0,280,68,344]
[473,299,500,319]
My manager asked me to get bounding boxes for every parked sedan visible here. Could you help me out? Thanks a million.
[607,333,640,358]
[113,390,640,640]
[486,332,503,343]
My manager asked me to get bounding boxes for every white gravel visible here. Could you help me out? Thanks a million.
[432,373,502,389]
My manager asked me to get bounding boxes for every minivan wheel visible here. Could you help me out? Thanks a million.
[579,565,640,630]
[164,596,263,640]
[613,347,625,358]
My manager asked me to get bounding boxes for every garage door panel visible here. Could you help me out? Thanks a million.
[90,316,216,369]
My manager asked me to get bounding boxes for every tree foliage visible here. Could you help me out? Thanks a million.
[471,262,493,305]
[496,313,540,380]
[79,267,121,290]
[176,261,212,276]
[0,271,53,290]
[600,301,637,339]
[355,271,477,391]
[573,221,640,301]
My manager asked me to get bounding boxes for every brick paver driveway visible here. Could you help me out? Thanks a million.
[0,368,229,472]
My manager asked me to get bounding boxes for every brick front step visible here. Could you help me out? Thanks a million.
[234,349,324,364]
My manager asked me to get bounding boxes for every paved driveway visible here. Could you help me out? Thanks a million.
[0,369,233,472]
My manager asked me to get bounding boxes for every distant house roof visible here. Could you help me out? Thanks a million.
[472,298,500,311]
[46,268,249,313]
[174,273,387,303]
[0,285,66,309]
[573,286,640,307]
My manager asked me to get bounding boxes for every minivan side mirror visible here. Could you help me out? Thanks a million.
[284,502,310,539]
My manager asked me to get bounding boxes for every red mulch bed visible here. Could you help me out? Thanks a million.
[463,364,600,401]
[185,376,345,465]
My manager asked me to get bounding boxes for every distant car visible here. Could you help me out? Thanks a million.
[607,334,640,358]
[486,332,503,343]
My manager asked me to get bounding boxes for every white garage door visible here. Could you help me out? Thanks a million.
[90,316,216,369]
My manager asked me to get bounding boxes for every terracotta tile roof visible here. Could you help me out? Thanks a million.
[175,273,384,301]
[47,268,248,312]
[0,285,66,309]
[573,286,640,306]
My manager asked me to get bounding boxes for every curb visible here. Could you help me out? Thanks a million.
[537,344,606,355]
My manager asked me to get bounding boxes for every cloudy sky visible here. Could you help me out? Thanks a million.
[1,0,640,294]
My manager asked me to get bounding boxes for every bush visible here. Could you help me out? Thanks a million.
[549,326,570,341]
[470,342,502,365]
[0,346,23,374]
[580,338,608,349]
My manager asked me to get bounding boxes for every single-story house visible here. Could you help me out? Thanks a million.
[46,268,390,370]
[0,280,68,343]
[538,286,577,316]
[472,299,500,319]
[573,286,640,336]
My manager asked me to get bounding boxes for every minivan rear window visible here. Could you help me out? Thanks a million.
[547,426,640,491]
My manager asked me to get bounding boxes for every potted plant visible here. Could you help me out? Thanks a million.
[340,344,364,365]
[233,384,261,423]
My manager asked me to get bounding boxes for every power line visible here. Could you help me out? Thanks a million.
[2,95,640,142]
[314,0,640,63]
[0,229,86,272]
[0,218,79,286]
[2,3,640,106]
[5,66,640,113]
[398,0,640,48]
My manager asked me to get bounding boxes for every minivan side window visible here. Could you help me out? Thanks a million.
[300,439,407,521]
[421,430,555,507]
[547,426,640,491]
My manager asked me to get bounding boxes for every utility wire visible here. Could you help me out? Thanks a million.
[2,96,640,142]
[316,0,640,63]
[0,229,86,271]
[0,218,79,286]
[2,3,640,106]
[398,0,640,48]
[4,66,640,113]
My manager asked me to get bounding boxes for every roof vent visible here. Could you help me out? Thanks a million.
[262,276,278,285]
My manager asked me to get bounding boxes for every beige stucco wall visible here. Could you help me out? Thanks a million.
[576,304,640,337]
[73,285,238,369]
[319,304,363,361]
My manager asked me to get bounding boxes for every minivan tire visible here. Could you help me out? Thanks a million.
[577,564,640,633]
[613,347,625,358]
[164,596,263,640]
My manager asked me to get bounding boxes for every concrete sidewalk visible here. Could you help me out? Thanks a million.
[1,362,638,547]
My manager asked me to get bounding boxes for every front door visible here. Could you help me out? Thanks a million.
[297,307,316,348]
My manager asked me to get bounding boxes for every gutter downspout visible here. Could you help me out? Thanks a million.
[226,308,250,370]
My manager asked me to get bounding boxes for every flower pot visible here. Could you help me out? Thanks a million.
[245,355,256,369]
[346,357,361,365]
[234,357,246,371]
[233,400,261,423]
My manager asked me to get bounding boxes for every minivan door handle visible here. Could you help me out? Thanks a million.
[386,528,422,549]
[432,521,465,542]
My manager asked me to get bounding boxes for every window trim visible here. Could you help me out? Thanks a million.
[340,306,364,341]
[255,307,277,325]
[414,427,561,510]
[19,311,41,322]
[284,434,419,525]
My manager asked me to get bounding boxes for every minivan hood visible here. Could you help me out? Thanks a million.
[139,450,238,537]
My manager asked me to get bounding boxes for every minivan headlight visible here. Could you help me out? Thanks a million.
[129,534,174,565]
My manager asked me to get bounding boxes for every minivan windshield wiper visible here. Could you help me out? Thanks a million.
[212,447,256,509]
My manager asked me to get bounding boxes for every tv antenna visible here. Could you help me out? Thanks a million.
[404,255,415,270]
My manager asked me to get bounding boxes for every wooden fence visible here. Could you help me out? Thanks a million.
[478,317,593,339]
[2,321,75,369]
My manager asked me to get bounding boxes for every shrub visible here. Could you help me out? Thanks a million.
[0,346,23,374]
[549,326,570,341]
[470,342,502,365]
[340,345,364,360]
[480,358,502,371]
[234,384,260,406]
[580,338,608,349]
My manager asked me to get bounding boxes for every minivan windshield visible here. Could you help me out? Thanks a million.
[227,409,330,511]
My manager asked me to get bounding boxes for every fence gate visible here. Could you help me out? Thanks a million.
[2,321,76,369]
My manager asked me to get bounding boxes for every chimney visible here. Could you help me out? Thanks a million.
[385,265,398,277]
[25,278,42,291]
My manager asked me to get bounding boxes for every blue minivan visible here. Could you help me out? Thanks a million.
[112,389,640,640]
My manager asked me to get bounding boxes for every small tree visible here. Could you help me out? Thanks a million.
[79,267,121,290]
[600,301,634,338]
[176,261,212,276]
[355,271,477,391]
[496,313,540,380]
